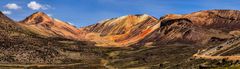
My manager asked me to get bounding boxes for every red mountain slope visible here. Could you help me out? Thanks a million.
[81,14,159,47]
[18,12,83,40]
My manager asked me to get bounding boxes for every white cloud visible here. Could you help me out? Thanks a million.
[27,1,49,10]
[2,11,12,15]
[4,3,21,10]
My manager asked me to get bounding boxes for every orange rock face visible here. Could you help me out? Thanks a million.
[18,12,83,40]
[81,14,159,47]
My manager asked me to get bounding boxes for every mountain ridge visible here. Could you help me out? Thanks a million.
[81,14,159,46]
[1,10,240,68]
[137,10,240,46]
[2,9,240,47]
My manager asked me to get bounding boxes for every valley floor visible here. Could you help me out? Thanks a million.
[0,44,207,69]
[0,42,240,69]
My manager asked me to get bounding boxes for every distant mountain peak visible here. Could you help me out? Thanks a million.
[34,11,45,15]
[97,14,157,24]
[18,11,82,40]
[30,11,50,18]
[21,11,53,25]
[134,14,150,16]
[82,13,159,46]
[120,14,153,18]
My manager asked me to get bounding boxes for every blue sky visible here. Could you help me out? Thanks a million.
[0,0,240,27]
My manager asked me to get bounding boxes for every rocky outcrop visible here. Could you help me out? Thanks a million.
[18,12,83,40]
[196,37,240,56]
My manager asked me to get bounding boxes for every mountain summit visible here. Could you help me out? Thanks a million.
[21,12,52,25]
[82,14,159,46]
[18,12,82,39]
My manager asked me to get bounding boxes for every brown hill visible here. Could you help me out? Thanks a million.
[0,12,21,31]
[0,11,102,66]
[136,10,240,46]
[163,10,240,30]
